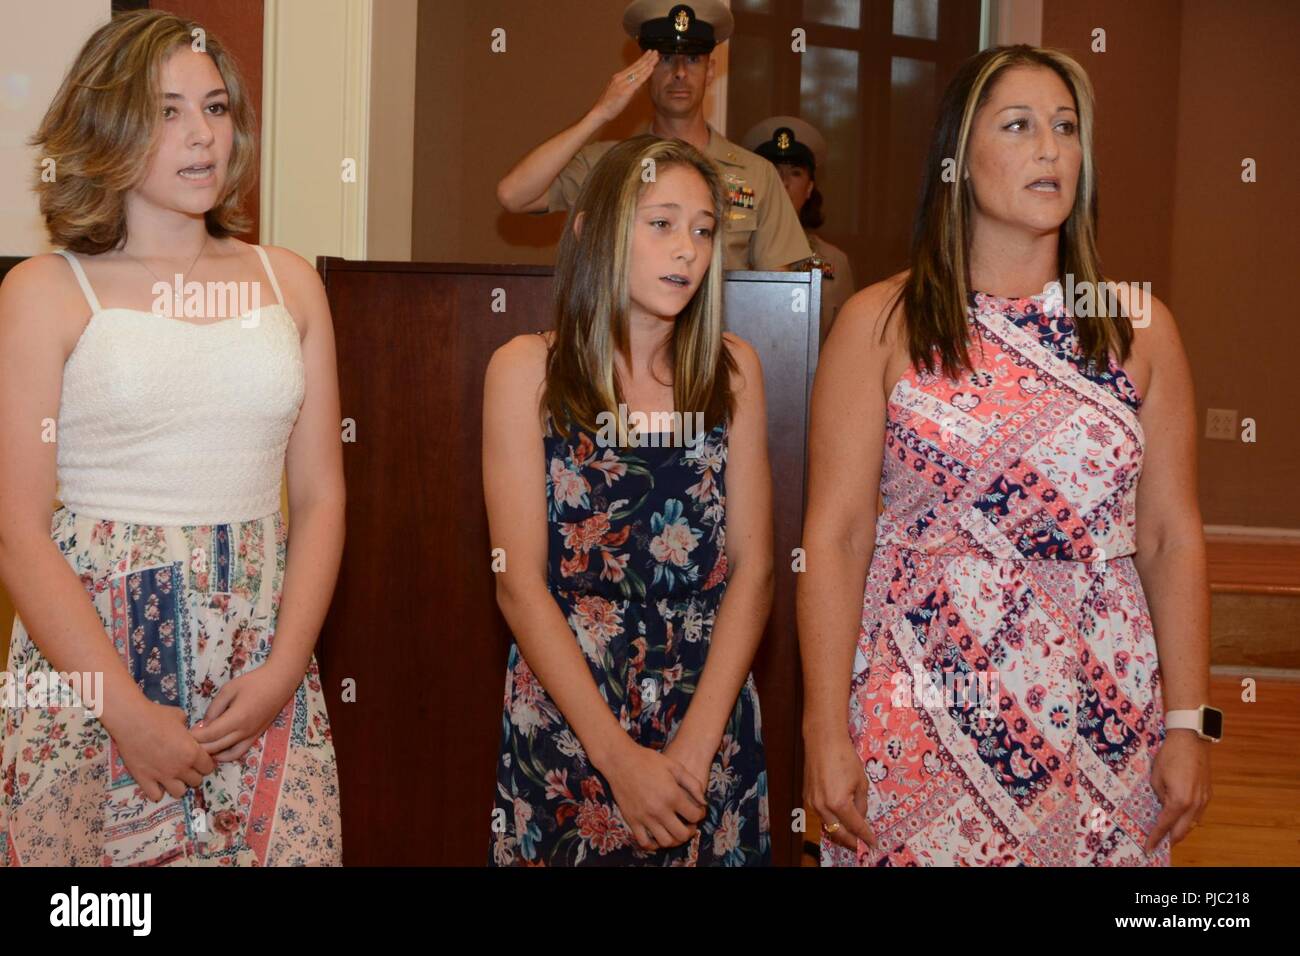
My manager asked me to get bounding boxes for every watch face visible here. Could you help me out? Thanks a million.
[1203,707,1224,739]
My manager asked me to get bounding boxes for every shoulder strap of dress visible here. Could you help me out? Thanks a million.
[252,245,285,307]
[55,249,102,314]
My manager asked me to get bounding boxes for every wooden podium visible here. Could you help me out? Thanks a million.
[315,258,821,865]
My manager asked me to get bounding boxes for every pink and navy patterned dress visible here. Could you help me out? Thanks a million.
[490,407,770,866]
[821,289,1170,867]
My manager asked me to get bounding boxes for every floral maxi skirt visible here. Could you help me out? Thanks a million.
[0,506,342,866]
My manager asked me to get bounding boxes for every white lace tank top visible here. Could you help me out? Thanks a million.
[54,245,305,526]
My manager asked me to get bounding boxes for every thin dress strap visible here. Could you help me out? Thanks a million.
[56,249,102,314]
[252,244,284,307]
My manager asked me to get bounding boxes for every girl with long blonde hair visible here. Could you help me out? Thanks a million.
[484,135,774,865]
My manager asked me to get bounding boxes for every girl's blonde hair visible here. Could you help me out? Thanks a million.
[542,134,736,438]
[29,9,258,254]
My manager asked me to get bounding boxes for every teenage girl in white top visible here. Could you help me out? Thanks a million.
[0,11,345,865]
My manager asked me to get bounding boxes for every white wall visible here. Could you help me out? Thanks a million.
[261,0,418,262]
[0,0,110,254]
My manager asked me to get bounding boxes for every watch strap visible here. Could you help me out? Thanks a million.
[1165,709,1202,732]
[1166,706,1222,742]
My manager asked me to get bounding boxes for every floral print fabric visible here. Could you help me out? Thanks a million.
[1,507,342,866]
[491,411,770,866]
[821,291,1170,866]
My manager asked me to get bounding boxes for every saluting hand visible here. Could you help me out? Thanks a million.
[589,49,660,125]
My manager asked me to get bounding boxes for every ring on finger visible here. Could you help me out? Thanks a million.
[823,821,841,834]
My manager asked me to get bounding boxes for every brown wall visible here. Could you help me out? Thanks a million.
[1167,0,1299,526]
[412,0,659,265]
[1041,0,1182,298]
[1043,0,1300,527]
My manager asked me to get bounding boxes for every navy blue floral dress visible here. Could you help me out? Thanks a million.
[489,405,770,866]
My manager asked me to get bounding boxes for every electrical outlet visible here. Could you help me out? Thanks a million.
[1206,408,1237,441]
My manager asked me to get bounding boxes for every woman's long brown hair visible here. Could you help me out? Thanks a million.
[886,44,1133,380]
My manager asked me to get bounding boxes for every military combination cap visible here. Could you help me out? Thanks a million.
[741,115,829,177]
[623,0,735,55]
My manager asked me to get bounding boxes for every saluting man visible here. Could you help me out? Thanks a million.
[743,116,858,345]
[497,0,812,272]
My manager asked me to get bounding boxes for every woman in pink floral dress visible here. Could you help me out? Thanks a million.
[798,45,1215,866]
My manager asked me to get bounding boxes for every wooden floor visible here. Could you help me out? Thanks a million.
[800,672,1300,866]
